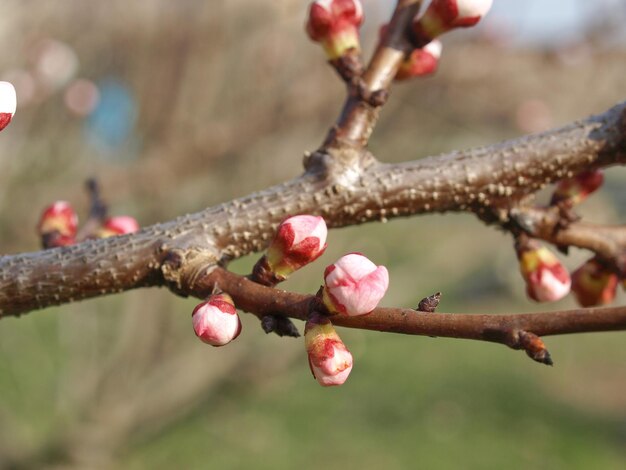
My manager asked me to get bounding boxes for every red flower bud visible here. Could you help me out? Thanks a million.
[0,81,17,132]
[305,313,353,387]
[98,215,140,238]
[571,258,618,307]
[38,201,79,248]
[414,0,493,43]
[266,215,327,279]
[192,293,242,347]
[306,0,364,59]
[516,242,571,302]
[396,40,442,80]
[550,170,604,206]
[323,252,389,316]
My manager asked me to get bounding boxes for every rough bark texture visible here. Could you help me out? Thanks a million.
[1,100,625,318]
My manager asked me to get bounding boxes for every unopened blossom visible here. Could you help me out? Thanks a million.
[396,40,442,80]
[0,81,17,131]
[517,242,571,302]
[571,258,618,307]
[550,170,604,206]
[38,201,79,248]
[306,0,364,59]
[305,313,353,386]
[266,215,327,279]
[98,216,140,238]
[323,252,389,316]
[192,293,242,347]
[413,0,493,43]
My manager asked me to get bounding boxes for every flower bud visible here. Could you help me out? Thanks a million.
[38,201,79,248]
[306,0,364,59]
[98,215,140,238]
[0,81,17,131]
[571,258,618,307]
[305,313,353,386]
[550,170,604,206]
[516,242,571,302]
[413,0,493,43]
[396,40,442,80]
[192,293,242,347]
[323,252,389,316]
[266,215,327,279]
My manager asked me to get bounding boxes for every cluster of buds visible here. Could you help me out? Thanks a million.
[571,258,618,307]
[550,170,604,206]
[413,0,493,44]
[322,252,389,316]
[516,239,571,302]
[0,81,17,132]
[306,0,364,60]
[37,200,139,249]
[37,201,79,248]
[396,40,442,81]
[192,293,242,347]
[305,313,353,386]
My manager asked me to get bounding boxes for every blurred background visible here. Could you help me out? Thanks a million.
[0,0,625,468]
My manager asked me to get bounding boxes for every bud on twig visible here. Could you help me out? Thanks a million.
[517,331,553,366]
[323,252,389,316]
[571,258,618,307]
[516,239,571,302]
[396,40,442,81]
[97,216,140,238]
[262,215,327,281]
[305,312,353,386]
[0,81,17,132]
[306,0,364,60]
[550,170,604,206]
[38,201,79,248]
[413,0,493,44]
[192,293,242,347]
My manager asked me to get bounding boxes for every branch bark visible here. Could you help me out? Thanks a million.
[1,100,625,318]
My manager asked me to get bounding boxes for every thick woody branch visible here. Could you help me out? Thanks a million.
[192,267,626,363]
[1,101,625,318]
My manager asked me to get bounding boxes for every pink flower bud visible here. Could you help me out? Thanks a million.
[306,0,364,59]
[266,215,327,278]
[98,215,140,238]
[396,40,442,80]
[305,313,353,387]
[571,258,618,307]
[192,293,242,347]
[517,243,571,302]
[323,252,389,316]
[38,201,79,248]
[550,170,604,206]
[414,0,493,42]
[0,81,17,131]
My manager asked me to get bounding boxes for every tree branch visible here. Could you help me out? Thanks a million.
[191,267,626,364]
[1,100,625,318]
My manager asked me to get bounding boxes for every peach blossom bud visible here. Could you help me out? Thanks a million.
[306,0,364,59]
[0,81,17,131]
[192,293,242,347]
[38,201,79,248]
[266,215,327,278]
[550,170,604,206]
[414,0,493,43]
[323,252,389,316]
[305,313,353,386]
[396,40,442,80]
[98,216,140,238]
[571,258,618,307]
[516,242,571,302]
